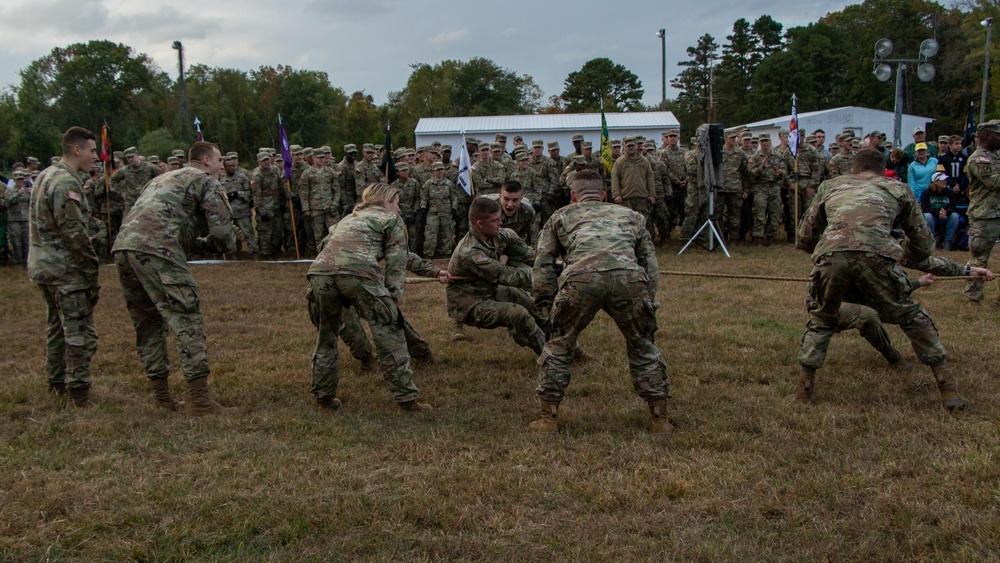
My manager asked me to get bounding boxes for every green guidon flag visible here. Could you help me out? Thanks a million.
[600,100,612,174]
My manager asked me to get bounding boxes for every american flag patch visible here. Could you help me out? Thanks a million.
[474,254,490,263]
[980,156,990,162]
[67,191,81,203]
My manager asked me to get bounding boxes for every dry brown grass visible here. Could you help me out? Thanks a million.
[2,241,1000,560]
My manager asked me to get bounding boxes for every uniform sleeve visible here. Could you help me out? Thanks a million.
[532,215,562,308]
[405,252,440,278]
[382,215,409,299]
[645,159,656,199]
[465,250,531,289]
[611,159,622,199]
[897,190,934,264]
[967,154,1000,190]
[906,254,964,277]
[635,220,659,298]
[52,182,99,285]
[500,228,535,267]
[250,172,263,212]
[796,182,828,253]
[199,176,237,254]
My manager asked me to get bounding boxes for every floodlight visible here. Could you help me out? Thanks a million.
[919,38,939,59]
[983,17,994,27]
[875,38,894,58]
[917,63,936,82]
[874,63,893,82]
[656,29,664,38]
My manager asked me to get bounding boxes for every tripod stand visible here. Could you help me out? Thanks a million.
[678,185,730,257]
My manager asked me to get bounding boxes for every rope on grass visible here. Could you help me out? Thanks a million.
[406,271,977,284]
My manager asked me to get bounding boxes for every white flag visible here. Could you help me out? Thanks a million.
[789,93,799,157]
[457,130,472,196]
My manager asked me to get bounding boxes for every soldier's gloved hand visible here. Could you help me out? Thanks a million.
[88,284,100,307]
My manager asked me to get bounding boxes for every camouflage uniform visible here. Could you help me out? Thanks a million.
[112,166,236,383]
[301,163,339,248]
[421,177,457,257]
[251,165,285,256]
[307,206,420,405]
[964,143,1000,302]
[6,184,31,265]
[719,144,749,240]
[221,167,257,253]
[533,200,666,404]
[452,178,473,241]
[796,172,946,371]
[392,174,423,253]
[28,162,100,391]
[649,155,673,243]
[661,145,688,231]
[827,151,854,180]
[795,144,824,221]
[92,169,125,248]
[337,156,357,214]
[485,193,535,241]
[355,158,383,201]
[472,157,506,196]
[748,146,787,240]
[111,160,160,216]
[447,227,545,353]
[681,146,709,243]
[291,159,316,255]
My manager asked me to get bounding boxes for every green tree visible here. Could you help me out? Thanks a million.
[560,58,644,112]
[137,128,180,160]
[672,34,720,131]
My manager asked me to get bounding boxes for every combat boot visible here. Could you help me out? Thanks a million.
[316,397,342,412]
[752,236,764,246]
[186,377,235,416]
[398,399,432,412]
[150,378,183,412]
[528,400,559,433]
[69,387,90,408]
[881,346,902,366]
[573,347,597,364]
[450,320,470,342]
[795,369,815,404]
[764,237,775,247]
[932,363,970,411]
[360,352,380,373]
[648,399,674,435]
[48,382,68,397]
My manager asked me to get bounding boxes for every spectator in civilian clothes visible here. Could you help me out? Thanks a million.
[907,143,938,201]
[920,172,960,250]
[937,135,969,192]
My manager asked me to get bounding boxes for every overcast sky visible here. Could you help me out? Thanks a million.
[0,0,855,108]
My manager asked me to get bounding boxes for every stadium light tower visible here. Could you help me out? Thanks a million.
[873,37,938,146]
[982,18,993,124]
[172,41,191,139]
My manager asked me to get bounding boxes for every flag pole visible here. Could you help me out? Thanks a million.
[790,93,799,246]
[286,177,300,259]
[278,114,300,259]
[101,124,113,255]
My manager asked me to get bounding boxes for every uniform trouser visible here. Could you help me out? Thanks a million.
[256,208,284,256]
[88,219,108,259]
[798,251,947,371]
[965,218,1000,301]
[738,195,753,240]
[8,221,28,264]
[797,184,818,222]
[455,202,471,239]
[752,185,782,238]
[424,211,455,257]
[339,306,431,361]
[310,210,338,252]
[717,192,743,239]
[460,287,545,354]
[681,190,709,242]
[106,213,123,250]
[114,251,211,382]
[404,215,421,254]
[835,303,896,359]
[668,185,687,230]
[650,198,671,243]
[233,216,259,253]
[284,203,304,255]
[536,271,668,404]
[307,274,418,403]
[38,284,98,390]
[781,188,795,241]
[622,198,651,230]
[301,210,316,255]
[0,216,8,261]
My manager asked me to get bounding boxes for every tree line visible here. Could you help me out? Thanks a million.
[0,0,997,166]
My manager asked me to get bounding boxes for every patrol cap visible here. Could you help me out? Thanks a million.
[806,134,817,143]
[122,147,137,157]
[442,144,452,152]
[581,141,593,149]
[758,133,771,142]
[547,141,560,150]
[663,129,679,136]
[148,155,161,164]
[362,143,376,152]
[779,129,789,138]
[726,131,737,139]
[513,134,523,142]
[938,135,950,143]
[167,156,179,164]
[870,130,882,138]
[572,134,584,142]
[829,143,838,149]
[394,148,406,159]
[914,142,928,151]
[531,139,544,148]
[645,144,657,152]
[624,136,636,146]
[851,139,861,147]
[495,133,507,141]
[396,162,410,171]
[913,126,926,134]
[977,119,1000,134]
[256,152,271,161]
[931,171,948,183]
[404,148,416,156]
[302,148,314,157]
[515,152,529,161]
[291,146,304,155]
[478,142,491,150]
[374,144,383,151]
[12,170,25,179]
[274,153,284,161]
[172,149,185,157]
[836,133,853,142]
[26,156,40,165]
[320,146,332,155]
[344,143,357,153]
[224,152,238,161]
[431,141,442,148]
[690,137,698,146]
[490,142,502,151]
[114,150,125,159]
[431,161,445,170]
[416,146,427,153]
[610,139,622,147]
[883,141,892,148]
[572,154,586,164]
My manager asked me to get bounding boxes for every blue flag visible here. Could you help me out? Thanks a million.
[278,114,292,181]
[963,101,977,150]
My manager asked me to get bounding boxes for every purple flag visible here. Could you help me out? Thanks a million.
[279,114,292,181]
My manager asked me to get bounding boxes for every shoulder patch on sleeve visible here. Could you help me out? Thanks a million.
[67,190,82,203]
[979,156,990,162]
[474,254,491,264]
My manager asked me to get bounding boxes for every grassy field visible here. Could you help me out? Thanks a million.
[2,241,1000,560]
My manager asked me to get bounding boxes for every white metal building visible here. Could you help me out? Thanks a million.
[734,106,935,146]
[414,112,681,151]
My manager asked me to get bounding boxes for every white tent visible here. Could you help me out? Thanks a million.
[414,111,681,152]
[734,106,935,147]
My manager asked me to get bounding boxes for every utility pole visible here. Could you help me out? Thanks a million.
[656,29,666,107]
[172,41,191,140]
[982,18,994,124]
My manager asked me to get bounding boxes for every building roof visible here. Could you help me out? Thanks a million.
[738,106,934,129]
[415,111,679,135]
